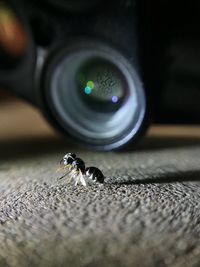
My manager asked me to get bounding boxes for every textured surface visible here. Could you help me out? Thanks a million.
[0,101,200,267]
[1,141,200,267]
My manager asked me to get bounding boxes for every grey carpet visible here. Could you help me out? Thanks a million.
[0,137,200,267]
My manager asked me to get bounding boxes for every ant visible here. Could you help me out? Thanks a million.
[58,153,104,186]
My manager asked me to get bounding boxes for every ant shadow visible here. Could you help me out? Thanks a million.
[111,169,200,185]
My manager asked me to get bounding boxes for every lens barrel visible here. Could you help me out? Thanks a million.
[42,39,146,150]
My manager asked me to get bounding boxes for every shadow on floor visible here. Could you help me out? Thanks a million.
[0,136,78,161]
[0,135,200,184]
[0,135,200,161]
[112,169,200,185]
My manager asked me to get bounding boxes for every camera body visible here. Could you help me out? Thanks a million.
[1,0,200,150]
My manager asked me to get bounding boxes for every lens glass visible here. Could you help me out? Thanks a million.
[76,59,127,113]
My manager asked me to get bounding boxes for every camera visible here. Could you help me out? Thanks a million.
[0,0,200,150]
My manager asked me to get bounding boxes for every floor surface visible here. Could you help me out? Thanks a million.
[0,99,200,267]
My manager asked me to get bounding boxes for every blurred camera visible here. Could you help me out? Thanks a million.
[0,0,200,150]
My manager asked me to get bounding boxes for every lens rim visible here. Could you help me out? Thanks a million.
[41,38,147,150]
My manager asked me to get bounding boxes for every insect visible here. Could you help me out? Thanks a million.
[58,153,104,186]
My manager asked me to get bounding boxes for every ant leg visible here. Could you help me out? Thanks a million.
[57,165,73,180]
[57,164,71,173]
[74,170,81,186]
[69,169,78,183]
[79,170,87,186]
[57,170,71,180]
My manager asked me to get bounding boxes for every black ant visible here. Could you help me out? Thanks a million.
[58,153,104,186]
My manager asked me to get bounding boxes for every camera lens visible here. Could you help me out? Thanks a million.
[44,40,146,150]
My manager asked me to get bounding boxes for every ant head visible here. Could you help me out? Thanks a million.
[60,153,76,165]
